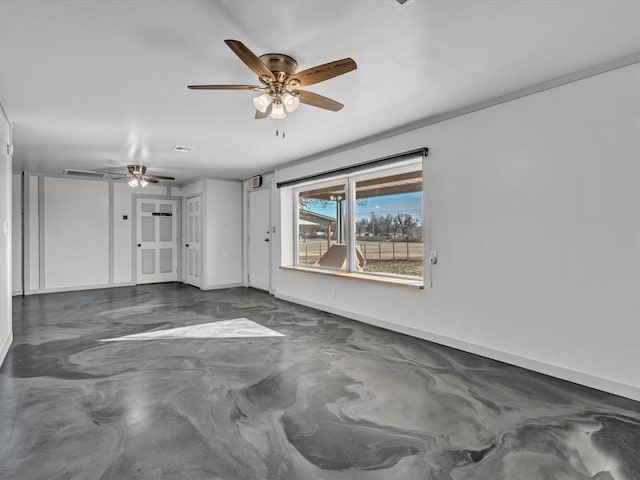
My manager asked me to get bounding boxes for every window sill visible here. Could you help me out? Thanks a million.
[280,265,424,289]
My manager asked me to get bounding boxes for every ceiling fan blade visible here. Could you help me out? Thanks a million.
[110,176,130,180]
[143,177,159,184]
[93,170,125,175]
[224,39,275,82]
[255,103,273,119]
[145,175,175,180]
[288,58,356,87]
[293,90,344,111]
[188,84,261,90]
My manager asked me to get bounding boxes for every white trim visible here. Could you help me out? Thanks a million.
[24,283,112,295]
[275,293,640,402]
[202,282,244,291]
[0,331,12,367]
[11,290,22,296]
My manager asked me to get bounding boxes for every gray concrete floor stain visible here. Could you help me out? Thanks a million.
[0,284,638,479]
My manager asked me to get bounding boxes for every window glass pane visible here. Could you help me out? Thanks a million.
[355,169,423,278]
[297,184,347,269]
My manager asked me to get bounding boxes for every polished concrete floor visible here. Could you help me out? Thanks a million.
[1,284,639,480]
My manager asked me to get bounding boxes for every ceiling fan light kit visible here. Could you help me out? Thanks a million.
[129,177,149,188]
[188,39,357,133]
[86,164,175,188]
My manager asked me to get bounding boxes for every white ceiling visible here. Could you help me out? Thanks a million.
[0,0,639,184]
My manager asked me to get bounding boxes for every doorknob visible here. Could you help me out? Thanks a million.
[264,238,269,242]
[185,244,189,247]
[137,243,141,247]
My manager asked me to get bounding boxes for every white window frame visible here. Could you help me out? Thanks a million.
[294,176,349,271]
[293,156,424,280]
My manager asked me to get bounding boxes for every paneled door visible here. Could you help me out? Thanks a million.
[185,195,202,288]
[136,199,178,284]
[248,187,271,291]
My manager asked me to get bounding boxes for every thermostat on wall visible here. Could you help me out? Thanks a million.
[250,175,262,188]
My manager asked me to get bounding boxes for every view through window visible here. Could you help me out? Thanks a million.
[298,183,347,268]
[296,160,423,279]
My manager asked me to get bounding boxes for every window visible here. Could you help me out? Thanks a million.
[294,157,423,280]
[297,181,347,268]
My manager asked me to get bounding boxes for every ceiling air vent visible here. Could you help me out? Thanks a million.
[64,169,106,178]
[172,145,192,153]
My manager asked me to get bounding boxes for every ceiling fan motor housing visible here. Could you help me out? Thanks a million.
[128,164,147,175]
[259,54,298,81]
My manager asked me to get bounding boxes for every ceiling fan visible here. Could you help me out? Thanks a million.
[188,39,357,120]
[97,165,175,188]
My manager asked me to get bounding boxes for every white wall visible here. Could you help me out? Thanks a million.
[140,184,167,196]
[11,173,21,295]
[22,175,146,293]
[180,179,243,289]
[43,177,109,289]
[273,63,640,400]
[205,179,242,288]
[113,182,133,284]
[0,105,12,365]
[26,175,38,291]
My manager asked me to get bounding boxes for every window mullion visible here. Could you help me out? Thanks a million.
[347,177,356,273]
[293,189,300,266]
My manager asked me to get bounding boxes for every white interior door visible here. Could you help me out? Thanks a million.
[136,198,178,284]
[248,187,271,291]
[185,195,202,288]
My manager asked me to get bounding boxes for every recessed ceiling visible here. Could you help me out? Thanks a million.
[0,0,639,183]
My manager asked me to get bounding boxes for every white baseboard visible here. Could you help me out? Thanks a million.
[12,290,22,296]
[203,282,244,291]
[275,293,640,402]
[24,281,137,295]
[0,331,13,368]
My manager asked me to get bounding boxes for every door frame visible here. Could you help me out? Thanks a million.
[182,193,203,288]
[247,183,272,292]
[132,193,182,285]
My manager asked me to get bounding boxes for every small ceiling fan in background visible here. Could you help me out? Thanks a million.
[95,165,175,188]
[188,39,357,121]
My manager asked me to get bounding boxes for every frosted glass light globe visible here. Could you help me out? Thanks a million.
[270,102,286,119]
[253,93,273,113]
[282,92,300,112]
